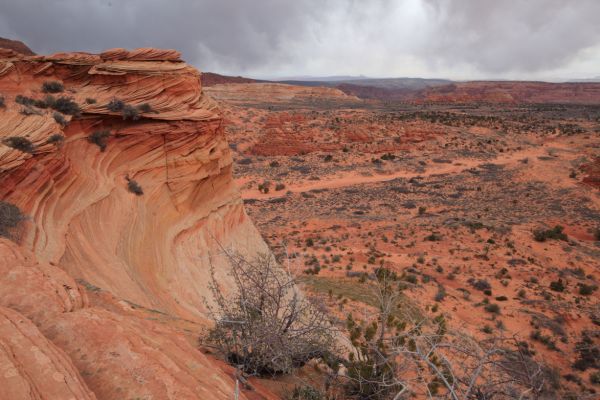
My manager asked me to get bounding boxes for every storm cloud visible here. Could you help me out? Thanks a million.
[0,0,598,80]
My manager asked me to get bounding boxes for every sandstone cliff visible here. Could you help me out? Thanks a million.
[0,48,269,399]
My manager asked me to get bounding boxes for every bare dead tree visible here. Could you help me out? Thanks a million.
[204,250,337,376]
[340,268,558,400]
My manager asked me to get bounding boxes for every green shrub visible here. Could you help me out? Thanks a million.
[3,136,35,153]
[533,225,567,242]
[88,130,110,151]
[0,201,25,239]
[41,81,64,93]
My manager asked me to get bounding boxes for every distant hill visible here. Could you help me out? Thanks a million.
[0,37,35,55]
[201,72,263,86]
[275,77,452,100]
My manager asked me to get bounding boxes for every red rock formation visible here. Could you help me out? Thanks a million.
[335,80,600,104]
[0,49,269,399]
[415,81,600,104]
[0,37,36,56]
[0,306,96,400]
[202,72,261,86]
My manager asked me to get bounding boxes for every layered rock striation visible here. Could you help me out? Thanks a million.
[0,48,268,399]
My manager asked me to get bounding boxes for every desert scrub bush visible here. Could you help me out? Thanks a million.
[468,278,491,292]
[106,98,125,112]
[137,103,153,113]
[484,303,500,314]
[425,232,442,241]
[127,179,144,196]
[275,183,285,191]
[286,385,324,400]
[41,81,64,93]
[85,98,97,104]
[549,278,566,292]
[88,130,110,152]
[0,201,25,239]
[595,227,600,241]
[591,371,600,385]
[205,252,335,375]
[434,285,446,302]
[2,136,35,153]
[533,225,567,242]
[530,330,558,350]
[578,283,597,296]
[269,160,280,168]
[573,333,599,371]
[52,111,67,126]
[258,180,271,194]
[46,134,64,145]
[50,96,80,116]
[0,95,5,108]
[418,206,427,215]
[121,104,140,121]
[15,95,36,107]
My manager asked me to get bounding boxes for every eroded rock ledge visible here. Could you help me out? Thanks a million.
[0,48,268,399]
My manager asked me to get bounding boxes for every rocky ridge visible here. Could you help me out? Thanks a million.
[0,48,270,399]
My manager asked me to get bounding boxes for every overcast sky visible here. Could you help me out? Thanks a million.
[0,0,599,80]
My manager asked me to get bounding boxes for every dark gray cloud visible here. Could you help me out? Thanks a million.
[421,0,600,74]
[0,0,598,79]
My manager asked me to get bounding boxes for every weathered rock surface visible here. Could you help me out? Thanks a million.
[0,48,268,399]
[0,306,95,400]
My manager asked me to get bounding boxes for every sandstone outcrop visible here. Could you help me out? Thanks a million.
[0,48,269,399]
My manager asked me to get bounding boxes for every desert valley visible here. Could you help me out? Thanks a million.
[0,13,599,400]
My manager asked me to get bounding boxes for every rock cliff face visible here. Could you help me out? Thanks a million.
[0,48,268,399]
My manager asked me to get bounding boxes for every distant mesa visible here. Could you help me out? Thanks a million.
[201,72,263,86]
[0,36,36,55]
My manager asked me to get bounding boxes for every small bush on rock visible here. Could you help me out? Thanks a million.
[127,179,144,196]
[0,201,25,239]
[205,252,335,376]
[88,130,110,152]
[53,112,67,126]
[50,96,80,116]
[3,136,35,153]
[533,225,567,242]
[46,134,65,145]
[107,98,125,112]
[42,81,64,93]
